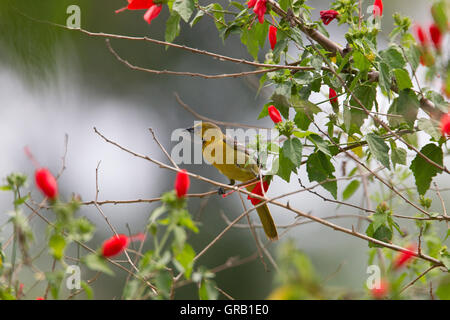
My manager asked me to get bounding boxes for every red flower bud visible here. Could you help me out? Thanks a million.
[429,23,443,51]
[101,233,145,258]
[393,243,417,270]
[329,88,338,104]
[36,297,45,300]
[248,180,269,205]
[440,112,450,137]
[319,10,339,25]
[370,279,389,299]
[253,0,267,24]
[268,105,282,124]
[144,4,162,24]
[35,168,58,200]
[175,169,190,198]
[269,26,278,50]
[414,24,428,46]
[373,0,383,17]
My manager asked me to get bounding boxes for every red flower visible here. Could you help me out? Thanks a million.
[249,0,267,24]
[36,297,45,300]
[373,0,383,17]
[320,10,339,25]
[393,243,417,270]
[35,168,58,200]
[247,0,257,8]
[440,113,450,136]
[144,4,162,24]
[329,88,338,104]
[128,0,154,10]
[269,26,277,50]
[370,279,389,299]
[248,180,269,205]
[175,169,190,198]
[102,233,145,258]
[429,24,443,51]
[415,24,428,46]
[268,105,282,124]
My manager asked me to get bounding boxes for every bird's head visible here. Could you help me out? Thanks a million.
[185,122,223,144]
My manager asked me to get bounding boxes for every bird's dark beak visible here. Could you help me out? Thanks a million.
[185,127,194,133]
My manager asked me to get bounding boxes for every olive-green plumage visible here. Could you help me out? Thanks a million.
[191,122,278,241]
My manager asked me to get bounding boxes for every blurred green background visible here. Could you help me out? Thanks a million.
[0,0,446,299]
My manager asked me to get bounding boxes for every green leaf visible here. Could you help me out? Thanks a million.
[190,9,205,27]
[212,3,225,32]
[84,254,114,276]
[282,138,303,167]
[391,146,407,168]
[436,276,450,300]
[410,143,443,195]
[306,151,337,199]
[199,279,218,300]
[347,85,376,134]
[431,1,448,32]
[49,233,66,260]
[308,134,331,157]
[388,89,420,128]
[378,62,391,94]
[173,0,195,23]
[380,45,406,69]
[366,133,390,169]
[365,224,392,248]
[80,281,94,300]
[276,149,297,182]
[173,243,195,279]
[418,118,442,141]
[165,12,181,43]
[343,180,360,200]
[352,51,370,72]
[393,69,412,90]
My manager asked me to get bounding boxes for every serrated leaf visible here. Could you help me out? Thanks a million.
[306,151,337,199]
[173,0,195,22]
[380,46,406,69]
[388,89,420,128]
[391,146,407,168]
[276,149,297,182]
[352,51,370,72]
[393,69,412,90]
[418,118,442,141]
[282,138,303,167]
[410,143,443,195]
[173,243,195,279]
[308,134,331,157]
[366,133,390,169]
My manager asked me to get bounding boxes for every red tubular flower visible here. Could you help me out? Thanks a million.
[393,243,417,270]
[429,24,443,51]
[36,297,45,300]
[253,0,267,24]
[102,233,145,258]
[373,0,383,17]
[128,0,154,10]
[320,10,339,25]
[175,169,190,198]
[247,0,257,8]
[144,4,162,24]
[414,24,428,46]
[268,105,282,124]
[248,180,269,205]
[35,168,58,200]
[102,234,129,258]
[370,279,389,299]
[269,26,278,50]
[440,112,450,136]
[329,88,338,104]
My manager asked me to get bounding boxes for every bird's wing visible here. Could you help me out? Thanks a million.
[223,134,260,177]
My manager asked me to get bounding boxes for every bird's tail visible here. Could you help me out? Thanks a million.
[255,203,278,241]
[246,183,278,241]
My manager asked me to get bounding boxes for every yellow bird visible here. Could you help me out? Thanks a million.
[187,122,278,241]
